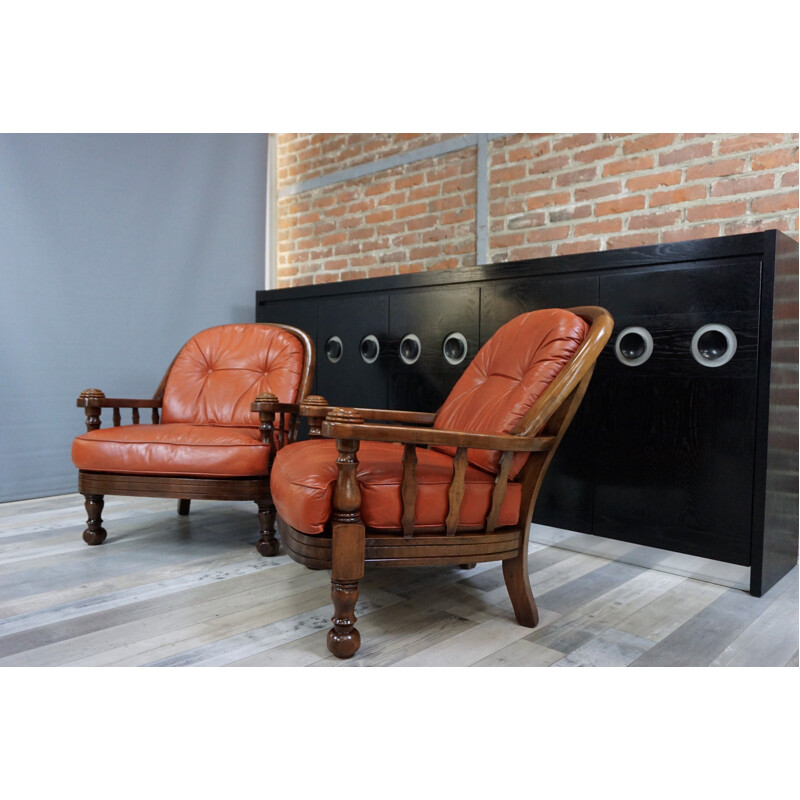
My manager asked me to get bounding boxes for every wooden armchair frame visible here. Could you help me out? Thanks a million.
[76,323,315,556]
[274,306,614,658]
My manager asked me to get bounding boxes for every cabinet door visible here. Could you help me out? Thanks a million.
[388,285,480,412]
[593,258,761,563]
[480,274,599,343]
[316,294,389,409]
[480,275,600,534]
[256,297,317,343]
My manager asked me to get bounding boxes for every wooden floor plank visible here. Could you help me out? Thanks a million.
[471,638,564,667]
[710,573,799,667]
[551,629,656,667]
[629,578,792,668]
[614,578,728,643]
[0,567,330,666]
[534,560,648,616]
[390,617,536,667]
[527,569,683,654]
[145,594,392,667]
[0,494,797,668]
[60,581,338,667]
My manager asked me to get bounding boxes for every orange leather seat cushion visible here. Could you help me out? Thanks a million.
[433,308,588,478]
[72,424,269,477]
[161,324,304,427]
[270,439,521,535]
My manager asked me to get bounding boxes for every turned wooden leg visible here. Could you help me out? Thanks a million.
[327,416,366,659]
[502,550,539,628]
[177,499,191,516]
[256,501,279,556]
[82,494,108,546]
[328,579,361,658]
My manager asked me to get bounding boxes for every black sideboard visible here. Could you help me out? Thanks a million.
[256,231,798,596]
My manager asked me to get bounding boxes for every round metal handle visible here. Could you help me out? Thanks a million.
[325,335,343,364]
[360,334,380,364]
[442,332,468,366]
[399,334,421,365]
[691,324,737,367]
[614,326,654,367]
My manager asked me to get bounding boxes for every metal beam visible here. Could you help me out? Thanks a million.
[277,133,480,198]
[265,133,277,289]
[476,133,489,265]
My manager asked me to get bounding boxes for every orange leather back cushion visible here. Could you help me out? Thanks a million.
[161,324,304,427]
[433,308,588,477]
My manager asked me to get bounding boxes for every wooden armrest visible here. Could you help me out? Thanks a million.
[321,414,554,452]
[292,396,436,426]
[317,407,436,425]
[76,395,161,409]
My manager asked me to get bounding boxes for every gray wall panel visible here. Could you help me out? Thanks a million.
[0,133,267,502]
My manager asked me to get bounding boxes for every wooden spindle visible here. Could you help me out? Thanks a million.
[445,447,468,536]
[254,392,278,463]
[132,408,140,425]
[486,450,513,532]
[401,443,418,538]
[278,412,286,449]
[152,408,160,424]
[112,408,121,427]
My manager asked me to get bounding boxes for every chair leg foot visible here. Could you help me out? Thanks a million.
[255,501,279,556]
[82,494,107,546]
[459,562,477,570]
[327,580,361,658]
[177,499,191,516]
[502,551,539,628]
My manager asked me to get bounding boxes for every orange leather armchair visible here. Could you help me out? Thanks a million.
[270,307,613,658]
[72,323,315,555]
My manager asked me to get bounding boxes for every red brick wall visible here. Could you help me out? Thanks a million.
[275,133,798,288]
[277,133,465,188]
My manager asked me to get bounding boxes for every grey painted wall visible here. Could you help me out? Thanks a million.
[0,133,268,502]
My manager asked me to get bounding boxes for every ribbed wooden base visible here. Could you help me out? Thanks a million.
[279,518,523,569]
[78,471,270,502]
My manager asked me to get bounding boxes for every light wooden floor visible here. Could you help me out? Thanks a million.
[0,493,797,667]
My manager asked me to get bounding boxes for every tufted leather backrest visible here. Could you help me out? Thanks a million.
[433,309,589,477]
[161,324,305,427]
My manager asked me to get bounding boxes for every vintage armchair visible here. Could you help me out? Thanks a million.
[72,323,314,555]
[269,307,613,658]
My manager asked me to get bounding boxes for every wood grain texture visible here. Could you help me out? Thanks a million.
[0,495,796,667]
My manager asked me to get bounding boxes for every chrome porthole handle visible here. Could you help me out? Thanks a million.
[614,326,654,367]
[691,324,737,368]
[442,332,468,366]
[399,334,421,365]
[360,334,380,364]
[325,335,343,364]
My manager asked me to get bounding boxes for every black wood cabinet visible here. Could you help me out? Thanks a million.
[256,231,798,596]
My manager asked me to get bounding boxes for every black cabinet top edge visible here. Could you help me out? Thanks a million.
[259,231,785,302]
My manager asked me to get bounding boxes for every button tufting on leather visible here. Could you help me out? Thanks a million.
[160,324,305,427]
[432,309,588,478]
